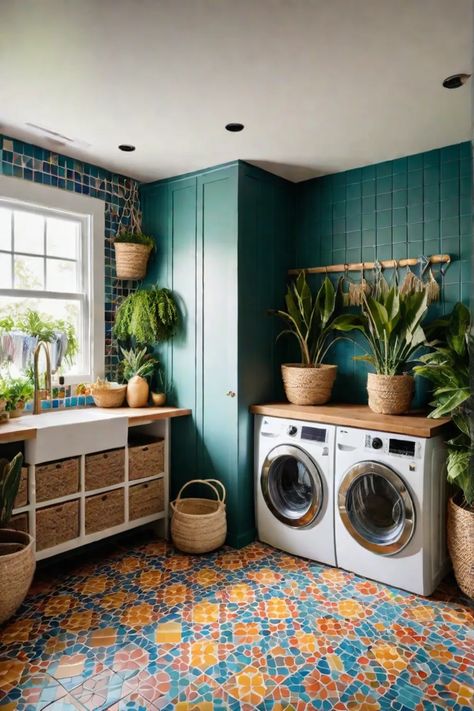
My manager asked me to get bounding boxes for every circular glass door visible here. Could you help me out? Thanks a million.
[338,462,415,555]
[261,445,323,528]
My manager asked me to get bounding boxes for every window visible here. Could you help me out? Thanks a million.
[0,176,104,383]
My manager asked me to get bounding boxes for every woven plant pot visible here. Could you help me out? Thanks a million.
[115,243,152,280]
[0,530,35,624]
[91,385,127,408]
[447,496,474,599]
[171,479,226,554]
[367,373,413,415]
[281,364,337,405]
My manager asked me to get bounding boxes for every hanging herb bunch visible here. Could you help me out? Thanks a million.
[114,287,179,344]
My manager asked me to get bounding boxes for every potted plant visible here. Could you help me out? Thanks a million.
[120,346,158,408]
[151,365,172,407]
[270,272,349,405]
[0,452,36,623]
[0,373,34,417]
[414,302,473,598]
[114,287,179,344]
[334,286,429,414]
[114,232,155,280]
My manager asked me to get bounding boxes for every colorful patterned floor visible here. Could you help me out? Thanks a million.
[0,536,473,711]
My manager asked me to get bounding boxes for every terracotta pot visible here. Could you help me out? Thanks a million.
[0,530,36,624]
[281,364,337,405]
[126,376,149,408]
[151,392,167,407]
[367,373,413,415]
[447,496,474,599]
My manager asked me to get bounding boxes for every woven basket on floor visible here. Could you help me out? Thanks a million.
[367,373,413,415]
[114,242,152,279]
[447,496,474,599]
[281,364,337,405]
[170,479,226,554]
[0,529,35,624]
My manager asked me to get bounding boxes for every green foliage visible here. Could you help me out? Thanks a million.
[0,309,78,366]
[414,302,473,505]
[0,372,34,410]
[270,272,348,365]
[114,232,155,249]
[113,287,179,345]
[0,452,23,527]
[333,286,429,375]
[120,346,158,382]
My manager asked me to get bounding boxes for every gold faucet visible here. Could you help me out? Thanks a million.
[33,342,52,414]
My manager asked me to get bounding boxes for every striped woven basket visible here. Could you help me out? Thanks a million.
[114,242,152,279]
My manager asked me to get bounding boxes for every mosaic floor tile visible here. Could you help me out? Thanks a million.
[1,535,473,711]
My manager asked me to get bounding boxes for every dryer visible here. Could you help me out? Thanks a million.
[335,426,448,596]
[255,415,336,565]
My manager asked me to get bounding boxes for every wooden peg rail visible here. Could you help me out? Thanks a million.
[288,254,451,276]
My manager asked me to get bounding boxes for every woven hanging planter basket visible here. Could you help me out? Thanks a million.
[367,373,413,415]
[170,479,227,554]
[0,529,35,624]
[447,496,474,599]
[114,243,152,280]
[281,364,337,406]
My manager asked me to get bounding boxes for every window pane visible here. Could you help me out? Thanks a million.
[14,255,45,289]
[0,208,12,251]
[47,217,80,259]
[14,211,45,255]
[46,258,78,292]
[0,253,12,288]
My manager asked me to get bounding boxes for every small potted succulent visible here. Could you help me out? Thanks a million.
[120,346,158,408]
[114,232,155,280]
[0,452,36,623]
[0,373,34,418]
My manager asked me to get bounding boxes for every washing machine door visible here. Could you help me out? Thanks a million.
[261,445,323,528]
[338,461,415,555]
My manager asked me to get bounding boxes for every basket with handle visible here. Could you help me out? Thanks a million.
[170,479,227,554]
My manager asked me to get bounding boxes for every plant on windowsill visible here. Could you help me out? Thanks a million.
[270,272,350,405]
[0,372,34,418]
[413,302,473,598]
[0,452,36,624]
[333,286,429,414]
[114,231,156,280]
[120,346,158,408]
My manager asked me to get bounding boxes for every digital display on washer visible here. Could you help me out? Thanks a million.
[301,426,326,443]
[389,438,415,456]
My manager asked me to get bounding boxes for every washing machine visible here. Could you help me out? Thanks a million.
[255,415,336,565]
[335,426,449,596]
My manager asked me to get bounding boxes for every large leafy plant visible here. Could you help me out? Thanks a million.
[414,303,472,506]
[0,452,23,527]
[334,286,429,375]
[270,272,349,365]
[114,287,179,344]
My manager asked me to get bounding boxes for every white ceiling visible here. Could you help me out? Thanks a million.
[1,0,472,183]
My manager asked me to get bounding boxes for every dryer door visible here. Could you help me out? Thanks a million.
[338,461,415,555]
[261,445,323,528]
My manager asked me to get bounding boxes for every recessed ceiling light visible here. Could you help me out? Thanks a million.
[442,73,471,89]
[118,144,136,152]
[225,123,244,132]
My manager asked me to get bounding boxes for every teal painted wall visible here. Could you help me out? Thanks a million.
[294,142,473,403]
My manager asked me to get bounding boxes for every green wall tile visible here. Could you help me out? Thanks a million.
[407,187,423,206]
[424,221,439,240]
[362,179,375,196]
[362,196,376,215]
[408,222,423,242]
[407,154,423,171]
[377,193,392,211]
[408,170,423,188]
[408,204,423,222]
[393,189,407,208]
[423,238,440,257]
[362,229,376,246]
[376,226,392,245]
[392,225,406,243]
[441,161,459,180]
[376,176,392,193]
[392,207,406,226]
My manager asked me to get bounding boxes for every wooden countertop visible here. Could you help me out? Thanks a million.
[0,406,191,444]
[250,403,450,438]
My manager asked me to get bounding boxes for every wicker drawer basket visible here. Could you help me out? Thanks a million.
[129,479,164,520]
[86,489,124,534]
[36,500,79,551]
[36,457,80,503]
[85,448,125,491]
[14,467,28,509]
[129,438,164,481]
[9,513,29,534]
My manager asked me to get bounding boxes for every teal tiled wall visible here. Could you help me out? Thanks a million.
[294,142,472,403]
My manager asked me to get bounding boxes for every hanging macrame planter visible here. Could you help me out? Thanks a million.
[114,182,155,280]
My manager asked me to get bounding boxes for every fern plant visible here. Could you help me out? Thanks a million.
[114,287,179,344]
[0,452,23,527]
[114,231,155,249]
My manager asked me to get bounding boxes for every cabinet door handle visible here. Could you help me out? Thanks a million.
[226,391,236,398]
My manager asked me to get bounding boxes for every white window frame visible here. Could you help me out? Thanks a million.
[0,175,105,384]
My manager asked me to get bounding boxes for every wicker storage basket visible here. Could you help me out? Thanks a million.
[281,364,337,405]
[36,500,80,551]
[14,467,28,508]
[85,489,124,534]
[367,373,413,415]
[170,479,226,554]
[114,242,152,279]
[447,496,474,599]
[85,448,125,490]
[129,438,164,480]
[91,384,127,408]
[129,479,164,520]
[35,457,80,503]
[0,530,35,624]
